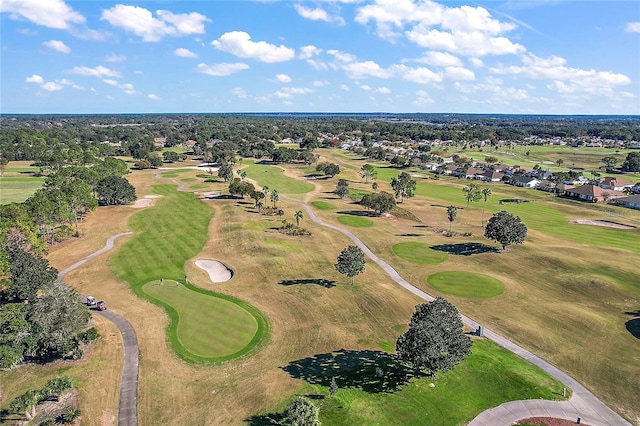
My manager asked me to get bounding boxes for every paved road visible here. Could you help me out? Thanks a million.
[289,197,631,426]
[58,232,139,426]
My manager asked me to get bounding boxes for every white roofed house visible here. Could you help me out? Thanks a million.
[598,177,635,191]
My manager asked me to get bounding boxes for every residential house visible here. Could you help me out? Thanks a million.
[465,167,485,179]
[599,177,635,191]
[479,171,504,182]
[512,176,540,188]
[564,184,624,203]
[614,195,640,210]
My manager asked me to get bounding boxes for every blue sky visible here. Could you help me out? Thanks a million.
[1,0,639,114]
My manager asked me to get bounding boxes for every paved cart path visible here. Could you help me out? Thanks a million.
[288,197,630,426]
[58,232,138,426]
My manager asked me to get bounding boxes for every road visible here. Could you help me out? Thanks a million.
[58,232,139,426]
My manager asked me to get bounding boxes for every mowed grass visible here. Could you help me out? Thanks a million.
[0,176,46,204]
[296,339,564,426]
[242,162,314,194]
[392,242,448,264]
[143,283,258,358]
[427,271,504,298]
[312,200,337,210]
[337,215,373,227]
[110,184,268,362]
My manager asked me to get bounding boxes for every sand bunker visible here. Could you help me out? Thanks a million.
[195,259,233,283]
[131,195,162,208]
[573,219,636,229]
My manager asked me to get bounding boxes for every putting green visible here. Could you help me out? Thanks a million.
[312,200,337,210]
[144,282,259,359]
[392,242,448,264]
[337,215,373,227]
[427,271,504,298]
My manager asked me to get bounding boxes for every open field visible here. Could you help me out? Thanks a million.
[0,160,45,204]
[392,242,448,264]
[427,271,504,298]
[3,149,638,425]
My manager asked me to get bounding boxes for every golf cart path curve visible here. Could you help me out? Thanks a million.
[288,197,630,426]
[58,232,138,426]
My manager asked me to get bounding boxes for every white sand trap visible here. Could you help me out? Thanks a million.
[573,219,636,229]
[131,195,163,208]
[195,259,233,283]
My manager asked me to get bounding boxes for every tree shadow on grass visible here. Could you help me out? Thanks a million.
[625,311,640,340]
[281,349,425,394]
[430,242,499,256]
[278,279,336,288]
[397,233,424,237]
[337,210,379,217]
[244,413,285,425]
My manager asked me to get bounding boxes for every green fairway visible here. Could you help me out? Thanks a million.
[312,200,337,210]
[0,176,45,204]
[242,162,314,194]
[296,339,565,426]
[111,184,268,362]
[337,215,374,227]
[427,271,504,298]
[392,242,448,264]
[143,283,258,358]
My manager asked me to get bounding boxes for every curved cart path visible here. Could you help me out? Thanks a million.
[289,197,630,426]
[58,232,139,426]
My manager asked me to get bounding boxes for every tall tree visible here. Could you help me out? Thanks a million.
[7,248,58,304]
[335,245,366,285]
[270,189,280,208]
[462,182,482,208]
[294,210,303,227]
[218,163,233,182]
[334,179,349,199]
[95,176,136,206]
[601,156,618,172]
[396,297,472,375]
[622,152,640,172]
[63,180,97,236]
[359,164,378,183]
[481,187,492,227]
[484,210,528,250]
[360,191,396,215]
[390,172,416,203]
[284,396,321,426]
[446,206,457,234]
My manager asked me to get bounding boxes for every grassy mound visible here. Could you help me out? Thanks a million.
[338,215,373,227]
[392,242,448,264]
[312,200,337,210]
[143,282,260,360]
[111,184,268,363]
[427,271,504,298]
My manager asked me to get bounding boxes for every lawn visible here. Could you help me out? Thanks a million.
[110,183,268,363]
[312,200,337,210]
[337,215,374,227]
[392,242,448,264]
[242,161,314,194]
[0,176,46,204]
[259,339,565,426]
[427,271,504,298]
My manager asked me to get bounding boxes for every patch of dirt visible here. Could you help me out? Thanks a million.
[514,417,591,426]
[573,219,636,229]
[30,389,79,425]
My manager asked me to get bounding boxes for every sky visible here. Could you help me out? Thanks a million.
[1,0,639,115]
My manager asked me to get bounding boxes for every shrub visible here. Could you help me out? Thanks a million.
[76,327,100,344]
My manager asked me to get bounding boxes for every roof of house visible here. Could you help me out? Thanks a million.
[600,176,635,187]
[616,194,640,203]
[566,184,623,197]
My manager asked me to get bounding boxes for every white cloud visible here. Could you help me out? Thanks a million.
[174,48,198,58]
[469,57,483,68]
[299,45,322,59]
[105,53,126,62]
[355,0,524,57]
[25,74,44,84]
[360,84,372,91]
[376,87,391,94]
[197,62,249,76]
[276,74,292,83]
[102,78,136,94]
[327,49,357,63]
[1,0,85,29]
[413,90,435,105]
[626,22,640,33]
[41,82,63,91]
[306,59,329,71]
[70,65,121,78]
[313,80,330,87]
[212,31,295,63]
[294,4,344,25]
[232,87,248,98]
[340,84,350,91]
[43,40,71,54]
[148,94,160,100]
[391,64,443,84]
[101,5,209,42]
[274,87,313,99]
[415,51,462,67]
[444,66,475,80]
[343,60,391,79]
[491,53,631,96]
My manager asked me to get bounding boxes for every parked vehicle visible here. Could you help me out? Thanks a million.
[86,296,96,306]
[96,301,107,311]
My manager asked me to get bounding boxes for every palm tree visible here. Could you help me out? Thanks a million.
[294,210,303,227]
[262,185,269,198]
[481,187,492,227]
[270,189,279,208]
[446,206,457,235]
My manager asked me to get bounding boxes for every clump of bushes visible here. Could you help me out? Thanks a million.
[8,376,74,420]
